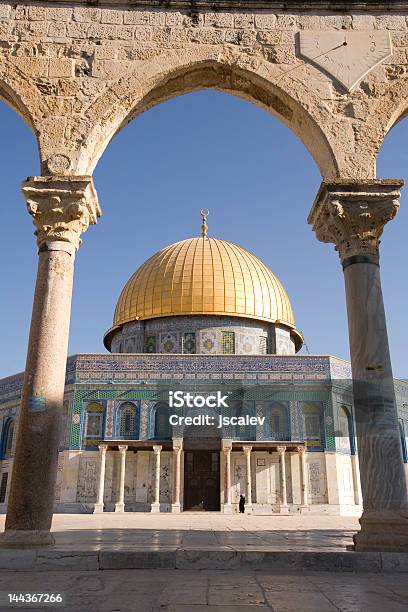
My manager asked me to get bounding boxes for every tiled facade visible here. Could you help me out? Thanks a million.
[1,352,407,514]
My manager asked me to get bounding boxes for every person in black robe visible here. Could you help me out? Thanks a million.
[239,494,245,513]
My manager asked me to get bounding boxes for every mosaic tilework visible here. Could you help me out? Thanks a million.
[182,332,196,354]
[222,331,235,354]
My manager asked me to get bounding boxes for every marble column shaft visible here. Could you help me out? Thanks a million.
[94,444,108,513]
[277,446,288,508]
[172,440,182,512]
[0,177,100,547]
[297,445,309,507]
[243,445,252,511]
[151,445,162,512]
[309,179,408,551]
[115,445,128,513]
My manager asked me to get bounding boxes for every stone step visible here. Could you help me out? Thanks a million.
[0,548,407,573]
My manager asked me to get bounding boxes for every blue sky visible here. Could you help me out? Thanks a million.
[0,91,407,378]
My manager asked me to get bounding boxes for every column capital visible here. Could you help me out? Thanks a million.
[118,445,128,453]
[297,445,306,455]
[222,439,233,452]
[308,179,403,266]
[153,445,162,454]
[172,438,183,452]
[98,444,108,452]
[277,445,287,455]
[242,445,252,454]
[22,175,101,251]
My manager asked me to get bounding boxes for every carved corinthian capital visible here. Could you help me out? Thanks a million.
[21,176,101,251]
[308,180,403,265]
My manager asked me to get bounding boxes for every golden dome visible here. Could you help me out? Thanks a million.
[105,237,302,349]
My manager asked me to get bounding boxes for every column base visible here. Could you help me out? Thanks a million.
[114,502,125,513]
[171,503,181,513]
[0,530,55,548]
[300,504,310,513]
[223,504,233,514]
[93,502,104,514]
[245,504,253,514]
[279,505,290,515]
[353,511,408,552]
[150,502,161,513]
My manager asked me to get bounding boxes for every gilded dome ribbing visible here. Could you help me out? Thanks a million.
[106,237,302,349]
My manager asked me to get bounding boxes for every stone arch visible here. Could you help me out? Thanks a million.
[0,58,45,151]
[78,47,341,179]
[0,417,15,459]
[365,77,408,172]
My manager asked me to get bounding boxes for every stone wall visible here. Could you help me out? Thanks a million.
[1,1,408,180]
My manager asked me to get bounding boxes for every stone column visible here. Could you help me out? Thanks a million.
[222,440,233,514]
[171,439,182,513]
[243,445,253,513]
[277,445,289,513]
[309,179,408,551]
[297,445,309,510]
[94,444,108,514]
[115,445,128,513]
[151,445,162,513]
[0,177,100,548]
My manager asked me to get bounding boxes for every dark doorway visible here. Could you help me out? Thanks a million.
[184,450,220,511]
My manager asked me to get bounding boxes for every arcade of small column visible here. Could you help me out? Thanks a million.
[309,179,408,552]
[0,176,100,548]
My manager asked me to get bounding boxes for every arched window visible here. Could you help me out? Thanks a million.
[301,402,322,447]
[154,403,172,440]
[118,402,139,439]
[269,402,289,440]
[85,402,104,439]
[336,406,353,454]
[1,418,14,459]
[231,401,256,441]
[399,421,408,463]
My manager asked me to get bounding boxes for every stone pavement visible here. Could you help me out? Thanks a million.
[1,513,361,551]
[1,514,408,573]
[0,568,407,612]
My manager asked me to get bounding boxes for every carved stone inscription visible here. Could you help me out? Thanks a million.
[299,31,392,92]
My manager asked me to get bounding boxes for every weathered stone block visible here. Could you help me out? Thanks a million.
[123,10,149,26]
[29,21,48,38]
[48,21,67,39]
[101,9,123,25]
[134,27,152,43]
[88,24,116,40]
[298,15,321,30]
[13,56,48,77]
[73,7,101,23]
[276,15,296,30]
[150,11,166,27]
[254,14,277,30]
[190,28,225,45]
[94,45,118,61]
[205,13,234,29]
[165,12,184,27]
[234,14,255,29]
[66,23,89,40]
[46,7,72,22]
[151,27,172,45]
[376,15,407,30]
[99,550,176,569]
[35,551,99,571]
[92,59,131,80]
[28,6,47,21]
[49,58,74,78]
[14,5,29,20]
[268,45,296,65]
[352,15,376,30]
[392,32,408,46]
[0,4,11,21]
[257,30,282,45]
[0,550,36,570]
